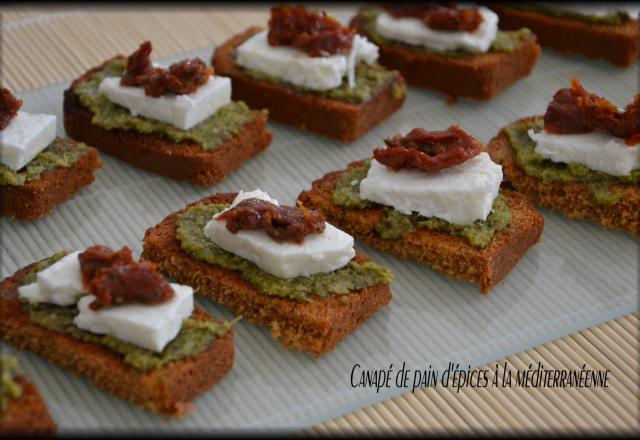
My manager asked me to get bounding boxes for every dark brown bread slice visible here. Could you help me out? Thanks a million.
[0,261,235,418]
[0,377,57,436]
[0,144,101,221]
[141,192,392,358]
[212,27,406,143]
[349,10,541,100]
[487,3,640,67]
[63,56,272,186]
[487,117,640,236]
[297,161,544,293]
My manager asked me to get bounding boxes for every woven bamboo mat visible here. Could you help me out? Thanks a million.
[1,6,638,434]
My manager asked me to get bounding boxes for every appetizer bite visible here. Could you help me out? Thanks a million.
[0,88,101,220]
[488,78,639,236]
[298,126,544,293]
[349,3,541,100]
[0,355,56,435]
[142,190,394,357]
[212,5,406,142]
[0,246,235,417]
[63,41,272,186]
[487,3,640,67]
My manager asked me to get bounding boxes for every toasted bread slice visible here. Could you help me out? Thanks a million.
[487,117,640,236]
[142,192,392,357]
[0,261,235,417]
[63,56,272,186]
[297,160,544,293]
[0,376,57,436]
[212,27,406,143]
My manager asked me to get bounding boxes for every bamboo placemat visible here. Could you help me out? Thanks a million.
[1,5,638,435]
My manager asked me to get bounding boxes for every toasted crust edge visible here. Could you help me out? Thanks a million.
[212,27,406,143]
[0,377,57,436]
[141,192,392,358]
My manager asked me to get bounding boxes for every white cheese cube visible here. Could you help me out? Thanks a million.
[360,152,503,225]
[17,282,48,304]
[529,129,640,177]
[204,189,355,278]
[73,283,194,353]
[24,251,87,306]
[0,111,56,171]
[98,75,231,130]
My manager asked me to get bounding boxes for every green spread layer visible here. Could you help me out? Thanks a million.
[74,59,258,150]
[175,203,394,302]
[331,161,512,248]
[18,253,233,372]
[504,3,632,26]
[0,138,91,187]
[356,6,533,57]
[1,355,23,412]
[504,118,638,206]
[240,59,403,104]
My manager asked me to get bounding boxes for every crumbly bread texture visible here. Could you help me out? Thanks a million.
[297,161,544,293]
[0,261,235,418]
[0,145,101,221]
[487,3,640,67]
[349,10,541,101]
[142,192,392,357]
[63,56,272,186]
[0,377,57,436]
[487,117,640,236]
[212,27,406,143]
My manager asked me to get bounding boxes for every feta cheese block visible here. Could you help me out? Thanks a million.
[528,129,640,177]
[0,111,56,171]
[73,283,194,353]
[17,251,88,306]
[98,75,231,130]
[204,189,356,278]
[235,30,379,91]
[360,152,503,225]
[374,6,499,54]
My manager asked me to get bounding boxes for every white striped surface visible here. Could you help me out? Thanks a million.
[0,42,638,434]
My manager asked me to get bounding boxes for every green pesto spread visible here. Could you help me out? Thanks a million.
[18,253,234,372]
[332,161,512,248]
[74,59,258,150]
[504,118,638,206]
[1,355,23,412]
[0,138,91,187]
[240,60,403,104]
[175,203,394,302]
[504,3,633,26]
[356,6,533,58]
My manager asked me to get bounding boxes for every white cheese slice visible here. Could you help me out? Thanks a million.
[98,75,231,130]
[235,30,378,91]
[73,283,194,353]
[203,189,355,279]
[0,111,56,171]
[374,6,498,53]
[360,152,503,225]
[529,129,640,177]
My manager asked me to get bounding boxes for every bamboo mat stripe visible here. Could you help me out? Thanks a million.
[1,6,638,434]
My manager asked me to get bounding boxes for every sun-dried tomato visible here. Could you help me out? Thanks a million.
[216,198,326,244]
[120,41,213,97]
[384,3,484,32]
[0,88,23,131]
[268,5,354,57]
[78,245,134,287]
[373,125,482,172]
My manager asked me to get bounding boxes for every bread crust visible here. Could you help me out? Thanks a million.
[297,161,544,293]
[212,27,406,143]
[487,3,640,67]
[0,144,101,221]
[141,192,392,358]
[487,117,640,236]
[349,10,541,100]
[63,56,272,186]
[0,377,57,436]
[0,261,235,418]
